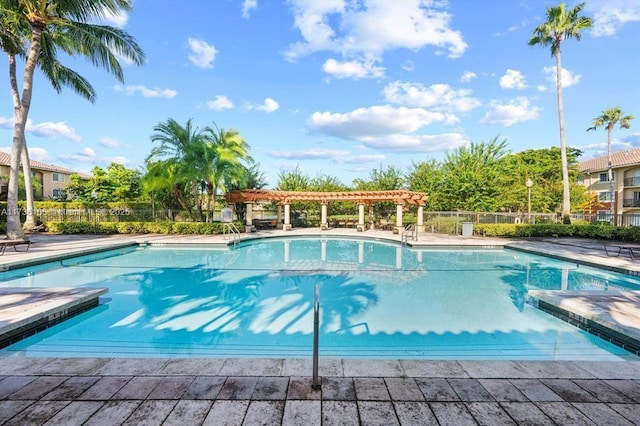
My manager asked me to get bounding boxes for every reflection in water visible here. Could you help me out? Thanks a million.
[1,239,638,360]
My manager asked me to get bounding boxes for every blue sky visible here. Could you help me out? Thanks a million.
[1,0,639,187]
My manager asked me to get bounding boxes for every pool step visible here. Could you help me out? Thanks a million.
[0,287,107,349]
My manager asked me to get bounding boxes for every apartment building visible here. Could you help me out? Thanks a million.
[578,147,640,223]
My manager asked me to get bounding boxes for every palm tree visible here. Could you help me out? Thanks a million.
[529,2,592,224]
[3,0,144,239]
[200,124,251,221]
[587,108,634,224]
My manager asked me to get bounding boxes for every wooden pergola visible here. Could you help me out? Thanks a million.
[225,189,428,232]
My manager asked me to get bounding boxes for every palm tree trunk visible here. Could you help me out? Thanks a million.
[555,49,571,224]
[21,146,36,231]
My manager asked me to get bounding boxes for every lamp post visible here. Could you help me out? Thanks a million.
[525,178,533,224]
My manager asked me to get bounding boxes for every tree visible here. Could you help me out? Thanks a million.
[3,0,144,238]
[407,159,443,210]
[587,107,634,223]
[529,2,592,224]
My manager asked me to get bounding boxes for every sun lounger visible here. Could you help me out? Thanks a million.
[604,243,640,259]
[0,238,31,255]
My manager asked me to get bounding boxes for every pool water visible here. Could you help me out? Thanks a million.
[1,237,639,360]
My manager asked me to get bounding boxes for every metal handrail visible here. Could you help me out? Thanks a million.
[402,223,416,245]
[312,284,321,390]
[223,223,240,245]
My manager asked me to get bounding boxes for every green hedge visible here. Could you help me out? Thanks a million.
[44,221,244,235]
[473,223,640,242]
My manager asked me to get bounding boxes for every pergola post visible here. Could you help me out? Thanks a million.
[321,203,328,230]
[357,203,366,232]
[394,203,404,234]
[245,202,254,233]
[283,204,292,231]
[416,205,424,233]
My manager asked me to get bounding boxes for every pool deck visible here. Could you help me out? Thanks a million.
[1,230,640,425]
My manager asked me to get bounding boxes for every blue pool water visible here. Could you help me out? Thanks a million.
[1,237,639,360]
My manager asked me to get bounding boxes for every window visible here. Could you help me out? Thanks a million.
[599,172,615,182]
[52,188,62,198]
[52,173,65,183]
[598,191,611,201]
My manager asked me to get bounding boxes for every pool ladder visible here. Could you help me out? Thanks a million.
[401,224,417,245]
[223,223,241,245]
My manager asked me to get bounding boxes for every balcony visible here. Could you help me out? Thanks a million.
[624,176,640,187]
[623,198,640,208]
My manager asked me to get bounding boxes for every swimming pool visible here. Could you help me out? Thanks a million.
[1,237,639,360]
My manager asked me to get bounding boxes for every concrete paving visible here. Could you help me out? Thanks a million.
[0,230,640,424]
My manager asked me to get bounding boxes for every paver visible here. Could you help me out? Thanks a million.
[158,358,225,375]
[535,401,597,425]
[357,400,399,426]
[282,400,321,426]
[202,399,249,426]
[393,401,438,425]
[33,357,108,375]
[219,358,282,376]
[321,377,356,400]
[122,399,176,426]
[384,378,424,401]
[415,377,460,401]
[572,379,635,403]
[41,376,100,400]
[604,379,640,403]
[354,377,390,401]
[447,378,494,402]
[429,401,477,426]
[147,376,194,399]
[7,376,68,400]
[80,376,132,400]
[252,376,289,400]
[478,379,529,402]
[343,359,403,377]
[96,358,168,375]
[0,376,36,399]
[0,400,35,424]
[286,377,321,400]
[218,376,258,400]
[458,360,530,379]
[183,375,226,400]
[322,400,360,426]
[4,400,69,425]
[242,400,284,425]
[400,360,468,378]
[572,402,636,426]
[465,402,516,426]
[540,378,599,402]
[500,402,553,425]
[42,400,104,425]
[609,402,640,424]
[83,400,141,426]
[112,376,163,400]
[509,379,563,402]
[162,400,212,425]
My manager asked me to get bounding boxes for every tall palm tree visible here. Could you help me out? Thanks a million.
[3,0,144,239]
[587,108,634,224]
[529,2,592,224]
[201,124,251,221]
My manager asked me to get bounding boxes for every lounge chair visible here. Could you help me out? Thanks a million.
[0,238,31,255]
[604,243,640,259]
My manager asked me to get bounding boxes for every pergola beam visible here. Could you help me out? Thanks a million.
[225,190,428,206]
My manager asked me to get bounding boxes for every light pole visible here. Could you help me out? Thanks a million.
[525,178,533,224]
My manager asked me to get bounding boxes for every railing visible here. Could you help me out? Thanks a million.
[223,222,241,245]
[623,199,640,208]
[312,284,321,390]
[401,223,417,245]
[624,176,640,187]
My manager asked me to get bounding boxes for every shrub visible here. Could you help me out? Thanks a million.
[43,220,243,235]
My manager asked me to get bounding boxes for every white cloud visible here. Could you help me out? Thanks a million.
[460,71,477,83]
[587,0,640,37]
[269,148,350,160]
[480,97,541,127]
[0,117,81,142]
[402,61,415,72]
[499,69,527,89]
[99,137,125,149]
[543,66,581,88]
[322,58,385,79]
[383,81,481,113]
[206,95,234,111]
[58,147,97,163]
[343,154,386,164]
[308,105,458,142]
[27,147,50,162]
[536,85,547,92]
[187,37,217,69]
[101,9,128,28]
[254,98,280,113]
[242,0,258,18]
[285,0,467,62]
[362,133,468,153]
[108,156,131,165]
[114,85,177,98]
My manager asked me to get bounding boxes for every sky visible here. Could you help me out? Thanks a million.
[1,0,639,188]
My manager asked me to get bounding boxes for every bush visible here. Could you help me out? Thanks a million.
[43,220,243,235]
[473,223,640,242]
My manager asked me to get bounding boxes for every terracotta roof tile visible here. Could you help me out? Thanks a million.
[0,151,87,176]
[579,147,640,173]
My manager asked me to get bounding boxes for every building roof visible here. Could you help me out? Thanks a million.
[578,147,640,173]
[0,152,86,176]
